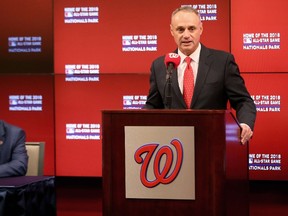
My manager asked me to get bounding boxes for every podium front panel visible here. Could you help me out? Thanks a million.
[102,110,248,216]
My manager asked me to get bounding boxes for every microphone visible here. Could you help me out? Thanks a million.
[164,53,180,109]
[164,53,181,73]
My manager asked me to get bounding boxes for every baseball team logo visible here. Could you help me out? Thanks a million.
[168,53,180,59]
[134,138,183,188]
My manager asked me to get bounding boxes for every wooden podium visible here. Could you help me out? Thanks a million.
[102,110,249,216]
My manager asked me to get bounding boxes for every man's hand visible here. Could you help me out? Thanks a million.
[240,123,253,144]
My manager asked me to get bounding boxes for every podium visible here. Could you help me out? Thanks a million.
[102,110,249,216]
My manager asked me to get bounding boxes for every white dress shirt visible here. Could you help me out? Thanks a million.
[177,43,201,94]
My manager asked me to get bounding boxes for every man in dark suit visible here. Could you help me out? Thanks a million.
[0,120,28,177]
[143,6,256,144]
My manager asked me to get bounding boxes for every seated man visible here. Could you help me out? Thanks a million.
[0,120,28,177]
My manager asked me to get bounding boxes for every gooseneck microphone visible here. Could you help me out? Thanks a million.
[164,53,181,109]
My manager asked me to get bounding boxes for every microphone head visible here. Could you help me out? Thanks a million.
[164,53,181,68]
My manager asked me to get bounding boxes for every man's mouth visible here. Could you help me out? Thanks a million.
[182,41,192,45]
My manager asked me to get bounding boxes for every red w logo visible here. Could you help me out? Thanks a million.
[134,139,183,188]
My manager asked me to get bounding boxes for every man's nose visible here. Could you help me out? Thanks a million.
[183,29,190,37]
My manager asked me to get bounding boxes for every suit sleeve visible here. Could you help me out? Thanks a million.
[225,54,256,130]
[0,129,28,177]
[143,59,165,109]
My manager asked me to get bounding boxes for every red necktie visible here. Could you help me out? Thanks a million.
[183,57,194,108]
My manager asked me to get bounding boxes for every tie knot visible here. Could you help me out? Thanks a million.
[185,56,192,64]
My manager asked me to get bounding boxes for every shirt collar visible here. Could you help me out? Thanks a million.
[178,43,201,64]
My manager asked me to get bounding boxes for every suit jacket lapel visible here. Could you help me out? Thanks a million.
[191,45,211,107]
[171,67,186,108]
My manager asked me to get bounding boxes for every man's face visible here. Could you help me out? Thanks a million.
[170,11,203,56]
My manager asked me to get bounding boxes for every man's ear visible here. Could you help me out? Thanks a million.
[170,24,174,36]
[200,23,203,35]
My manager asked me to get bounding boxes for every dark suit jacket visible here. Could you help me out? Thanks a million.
[0,120,28,177]
[143,44,256,130]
